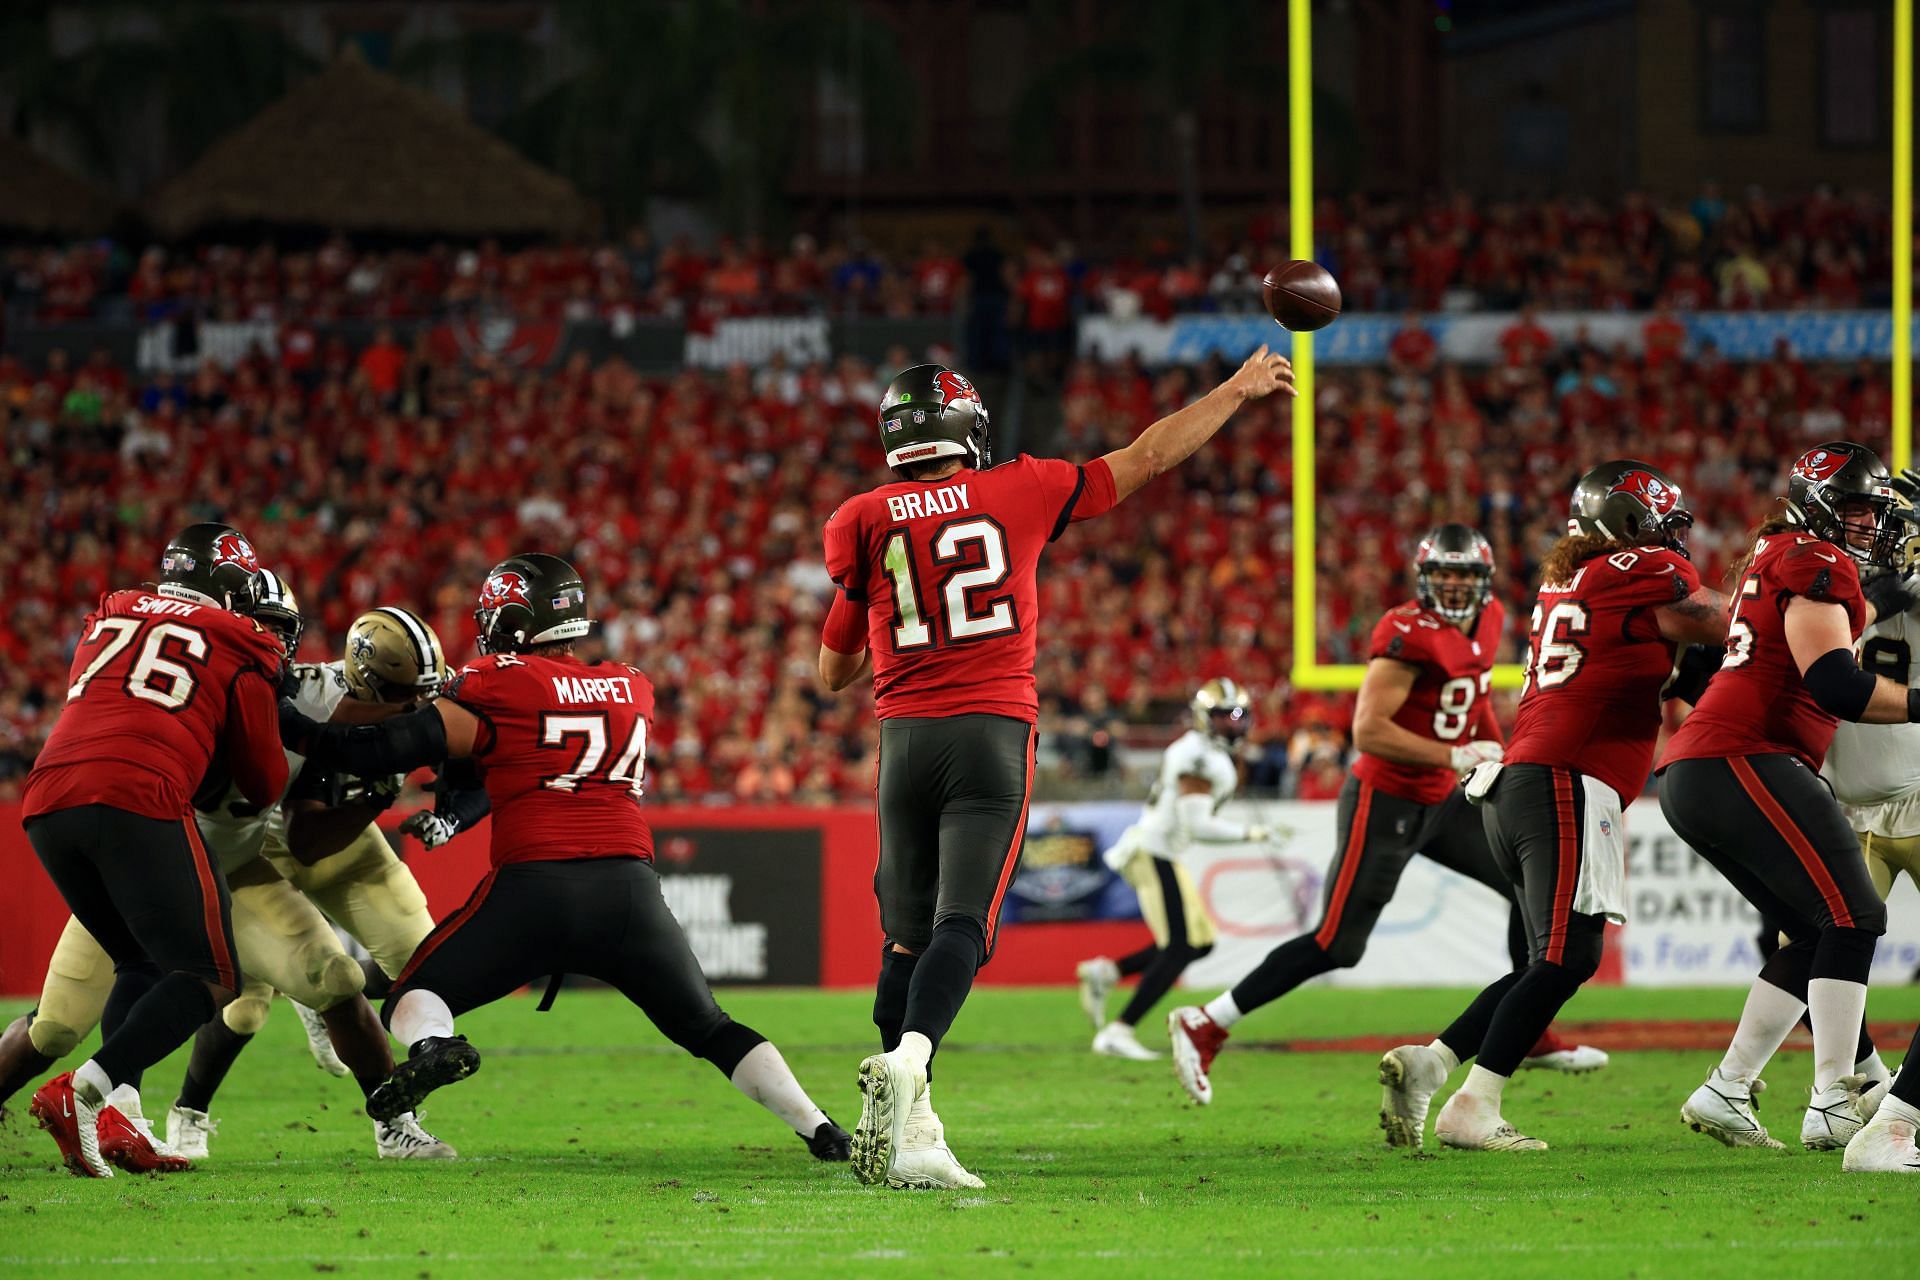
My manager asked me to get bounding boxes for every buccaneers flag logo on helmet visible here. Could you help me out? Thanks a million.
[211,532,260,573]
[1793,448,1851,484]
[479,571,530,612]
[1608,469,1680,516]
[933,371,980,407]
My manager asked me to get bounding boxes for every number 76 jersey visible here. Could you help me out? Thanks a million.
[1509,545,1700,804]
[823,454,1118,723]
[441,653,654,867]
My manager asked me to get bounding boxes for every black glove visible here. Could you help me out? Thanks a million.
[1862,568,1916,621]
[1663,643,1725,704]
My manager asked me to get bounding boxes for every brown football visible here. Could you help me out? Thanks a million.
[1262,260,1342,331]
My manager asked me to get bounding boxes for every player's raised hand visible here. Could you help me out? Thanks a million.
[1226,345,1297,401]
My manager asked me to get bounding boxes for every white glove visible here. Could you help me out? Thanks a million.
[399,810,458,850]
[1245,824,1271,843]
[1449,740,1505,773]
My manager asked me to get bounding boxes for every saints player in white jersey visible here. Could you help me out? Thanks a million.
[0,585,469,1161]
[1076,680,1268,1060]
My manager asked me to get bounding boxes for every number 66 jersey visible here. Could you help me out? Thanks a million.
[823,454,1118,722]
[440,653,655,866]
[1509,545,1701,803]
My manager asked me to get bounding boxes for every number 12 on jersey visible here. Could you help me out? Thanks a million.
[882,520,1017,651]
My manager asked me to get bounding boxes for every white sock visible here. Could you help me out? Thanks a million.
[897,1031,933,1073]
[1203,992,1243,1029]
[1807,977,1869,1092]
[1460,1064,1508,1104]
[1428,1039,1461,1075]
[1717,978,1806,1084]
[730,1041,828,1135]
[1857,1050,1892,1090]
[74,1058,114,1104]
[1881,1094,1920,1127]
[389,990,456,1048]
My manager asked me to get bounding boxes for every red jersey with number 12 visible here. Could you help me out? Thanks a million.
[823,454,1118,722]
[25,588,287,821]
[443,653,655,867]
[1352,597,1505,805]
[1509,546,1700,805]
[1664,534,1866,771]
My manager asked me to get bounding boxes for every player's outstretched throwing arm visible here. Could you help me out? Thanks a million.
[1097,344,1296,502]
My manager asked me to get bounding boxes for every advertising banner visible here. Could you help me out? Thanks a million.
[651,825,824,985]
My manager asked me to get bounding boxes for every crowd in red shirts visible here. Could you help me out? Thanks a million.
[2,186,1900,333]
[0,305,1898,804]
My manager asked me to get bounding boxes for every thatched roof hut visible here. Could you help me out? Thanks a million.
[147,49,596,238]
[0,133,120,236]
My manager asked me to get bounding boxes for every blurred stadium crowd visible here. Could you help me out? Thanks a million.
[0,184,1903,806]
[1,186,1897,330]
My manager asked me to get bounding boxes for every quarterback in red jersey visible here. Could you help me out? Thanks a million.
[25,522,287,1178]
[1378,461,1727,1152]
[1168,525,1606,1105]
[280,553,850,1163]
[1662,442,1920,1152]
[820,350,1295,1189]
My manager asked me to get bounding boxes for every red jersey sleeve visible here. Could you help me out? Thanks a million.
[442,658,510,756]
[821,589,866,654]
[1019,455,1119,541]
[1773,539,1864,608]
[822,500,870,603]
[223,667,288,807]
[1367,609,1437,665]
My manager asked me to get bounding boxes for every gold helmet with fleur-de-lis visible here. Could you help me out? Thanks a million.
[342,607,448,704]
[1191,678,1253,744]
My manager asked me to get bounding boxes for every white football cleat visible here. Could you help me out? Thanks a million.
[1681,1069,1784,1150]
[851,1048,925,1187]
[1092,1021,1160,1061]
[1842,1098,1920,1173]
[1167,1006,1229,1105]
[375,1111,458,1159]
[1076,957,1119,1031]
[1434,1089,1548,1152]
[166,1104,217,1160]
[1803,1074,1869,1151]
[1378,1045,1450,1151]
[294,1002,351,1077]
[884,1087,984,1190]
[1520,1043,1609,1073]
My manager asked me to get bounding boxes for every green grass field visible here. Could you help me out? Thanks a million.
[3,984,1916,1278]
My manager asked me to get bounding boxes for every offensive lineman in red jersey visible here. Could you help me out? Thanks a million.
[1168,524,1568,1105]
[1662,442,1920,1152]
[1378,461,1729,1151]
[819,351,1295,1189]
[25,523,288,1177]
[277,554,851,1163]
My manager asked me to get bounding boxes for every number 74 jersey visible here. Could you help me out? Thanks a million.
[441,653,654,867]
[823,454,1118,723]
[1510,545,1701,804]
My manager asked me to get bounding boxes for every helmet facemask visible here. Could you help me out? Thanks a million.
[1417,565,1493,624]
[1799,491,1903,568]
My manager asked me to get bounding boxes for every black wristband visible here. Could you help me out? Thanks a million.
[1802,647,1877,722]
[1907,686,1920,724]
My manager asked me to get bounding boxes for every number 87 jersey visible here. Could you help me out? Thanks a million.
[1510,545,1702,804]
[823,454,1118,723]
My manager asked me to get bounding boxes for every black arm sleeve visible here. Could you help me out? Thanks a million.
[438,784,492,833]
[1802,647,1879,722]
[294,703,450,776]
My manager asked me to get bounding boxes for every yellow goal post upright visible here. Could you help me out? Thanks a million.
[1286,0,1916,692]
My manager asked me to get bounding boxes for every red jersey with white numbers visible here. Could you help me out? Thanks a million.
[1509,546,1701,805]
[1352,597,1505,805]
[443,653,655,866]
[822,454,1119,722]
[25,589,288,821]
[1665,534,1867,771]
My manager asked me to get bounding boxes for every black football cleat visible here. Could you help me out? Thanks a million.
[802,1116,852,1162]
[366,1035,481,1123]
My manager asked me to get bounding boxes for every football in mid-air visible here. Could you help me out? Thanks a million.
[1262,261,1342,331]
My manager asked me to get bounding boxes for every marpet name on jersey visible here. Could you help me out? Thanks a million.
[885,485,971,522]
[551,674,637,704]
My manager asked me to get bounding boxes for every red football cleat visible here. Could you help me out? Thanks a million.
[97,1090,193,1174]
[28,1072,112,1178]
[1168,1007,1230,1105]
